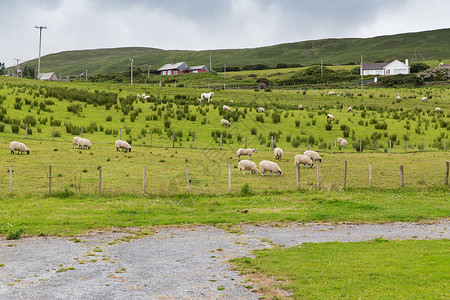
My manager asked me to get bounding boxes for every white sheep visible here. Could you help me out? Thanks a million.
[72,136,80,149]
[236,148,257,160]
[259,160,281,176]
[223,105,231,112]
[10,141,30,155]
[336,137,344,144]
[136,94,141,99]
[435,107,441,112]
[143,95,150,100]
[115,140,131,152]
[198,98,202,102]
[348,107,352,112]
[77,138,91,149]
[201,92,214,102]
[220,119,230,127]
[304,150,322,162]
[229,100,234,103]
[327,114,335,121]
[340,139,348,147]
[328,91,334,96]
[141,93,146,98]
[238,160,258,175]
[422,96,427,101]
[295,154,313,168]
[257,107,264,113]
[274,147,283,160]
[298,104,303,110]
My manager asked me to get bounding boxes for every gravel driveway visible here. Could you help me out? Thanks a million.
[0,221,448,299]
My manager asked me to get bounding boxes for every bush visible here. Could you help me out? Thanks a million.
[23,115,37,126]
[11,124,20,133]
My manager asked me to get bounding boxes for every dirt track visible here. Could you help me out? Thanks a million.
[0,221,448,299]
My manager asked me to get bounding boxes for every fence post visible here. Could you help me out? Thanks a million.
[194,133,197,149]
[150,130,153,146]
[307,137,310,150]
[228,163,232,192]
[389,140,392,155]
[376,140,378,152]
[173,131,175,148]
[400,165,404,188]
[26,123,28,139]
[271,136,274,150]
[120,128,122,140]
[49,165,52,194]
[186,165,190,191]
[52,125,55,141]
[445,161,449,185]
[296,164,300,187]
[369,162,372,187]
[98,166,102,193]
[317,161,321,190]
[405,141,407,153]
[334,140,337,154]
[344,161,347,189]
[9,166,12,193]
[220,134,223,150]
[359,139,362,152]
[143,166,147,194]
[81,126,83,138]
[245,137,247,148]
[422,138,425,151]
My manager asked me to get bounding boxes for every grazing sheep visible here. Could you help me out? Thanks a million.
[274,147,283,160]
[201,92,214,102]
[259,160,281,176]
[198,98,202,102]
[236,148,257,160]
[136,94,141,99]
[257,107,264,113]
[115,140,131,152]
[422,96,427,101]
[10,141,30,155]
[327,114,335,121]
[336,137,344,144]
[229,100,234,103]
[435,107,441,112]
[77,138,91,149]
[72,136,80,149]
[295,154,313,168]
[340,139,348,148]
[143,95,150,100]
[220,119,230,127]
[141,93,146,98]
[223,105,231,112]
[238,160,258,175]
[348,107,352,112]
[304,150,322,162]
[328,91,334,96]
[298,104,303,110]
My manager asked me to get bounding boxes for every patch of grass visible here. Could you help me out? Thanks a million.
[6,228,24,240]
[56,267,75,273]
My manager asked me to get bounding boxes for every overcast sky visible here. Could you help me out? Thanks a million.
[1,0,449,67]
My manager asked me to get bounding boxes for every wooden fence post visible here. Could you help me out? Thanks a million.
[194,133,197,149]
[26,123,28,139]
[143,166,147,194]
[98,166,102,193]
[445,161,449,186]
[49,165,52,194]
[422,138,425,151]
[296,164,300,187]
[173,131,175,148]
[52,125,55,141]
[369,162,372,187]
[220,134,223,150]
[271,136,274,150]
[245,137,247,148]
[81,126,83,138]
[228,163,232,193]
[186,165,190,191]
[317,161,321,190]
[9,166,12,193]
[150,130,153,146]
[405,141,407,153]
[120,128,122,140]
[400,165,404,188]
[359,139,362,152]
[344,161,347,189]
[389,140,392,154]
[375,140,378,152]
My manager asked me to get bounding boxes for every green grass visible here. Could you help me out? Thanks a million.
[231,239,449,299]
[0,187,448,237]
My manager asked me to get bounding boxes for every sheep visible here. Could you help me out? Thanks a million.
[72,136,80,149]
[327,114,335,121]
[422,96,427,101]
[223,105,231,112]
[298,104,303,110]
[77,137,91,149]
[115,140,131,152]
[304,150,322,162]
[274,147,283,160]
[236,148,257,160]
[435,107,441,112]
[257,107,264,113]
[348,107,352,112]
[340,139,348,148]
[229,100,234,103]
[295,154,313,168]
[143,95,150,100]
[336,137,344,144]
[259,160,281,176]
[10,141,30,155]
[201,92,214,102]
[141,93,146,98]
[198,98,202,102]
[220,119,230,127]
[328,91,334,96]
[136,94,141,99]
[238,160,258,175]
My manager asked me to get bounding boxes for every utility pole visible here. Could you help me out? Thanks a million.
[85,69,87,81]
[360,55,364,92]
[209,51,212,72]
[320,60,323,78]
[129,58,134,85]
[148,65,151,79]
[35,25,47,79]
[14,58,21,77]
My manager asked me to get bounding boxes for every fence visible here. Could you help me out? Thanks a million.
[2,160,448,195]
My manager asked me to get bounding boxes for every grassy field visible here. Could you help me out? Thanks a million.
[231,239,449,299]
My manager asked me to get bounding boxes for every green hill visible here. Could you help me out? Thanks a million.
[17,28,450,75]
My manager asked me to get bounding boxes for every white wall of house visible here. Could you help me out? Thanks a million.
[363,69,383,75]
[385,60,409,75]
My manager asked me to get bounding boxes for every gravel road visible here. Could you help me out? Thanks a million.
[0,221,448,299]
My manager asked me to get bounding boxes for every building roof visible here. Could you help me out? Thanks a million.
[362,63,389,71]
[187,65,208,71]
[157,62,189,72]
[39,72,58,81]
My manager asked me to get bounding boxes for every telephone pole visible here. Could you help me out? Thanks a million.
[129,58,134,85]
[35,25,47,79]
[360,56,364,92]
[14,58,21,77]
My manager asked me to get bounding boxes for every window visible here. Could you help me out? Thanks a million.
[394,69,407,74]
[173,70,178,75]
[386,69,390,75]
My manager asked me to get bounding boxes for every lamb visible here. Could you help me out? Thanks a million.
[422,96,427,101]
[328,91,334,96]
[223,105,231,112]
[10,141,30,155]
[304,150,322,162]
[238,160,258,175]
[77,137,91,149]
[327,114,335,120]
[115,140,131,152]
[298,104,303,110]
[220,119,230,127]
[348,107,352,112]
[72,136,80,149]
[274,147,283,160]
[259,160,281,176]
[336,137,344,144]
[236,148,257,160]
[340,139,348,147]
[435,107,441,112]
[257,107,264,113]
[295,154,313,168]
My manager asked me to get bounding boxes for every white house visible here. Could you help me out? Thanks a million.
[361,59,410,76]
[38,72,59,81]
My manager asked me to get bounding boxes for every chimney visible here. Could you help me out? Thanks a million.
[405,59,409,66]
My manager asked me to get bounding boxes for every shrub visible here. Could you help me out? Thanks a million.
[295,120,300,127]
[325,124,333,131]
[11,124,20,133]
[23,115,37,126]
[106,115,113,122]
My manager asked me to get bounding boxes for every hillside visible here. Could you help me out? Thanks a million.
[17,28,450,75]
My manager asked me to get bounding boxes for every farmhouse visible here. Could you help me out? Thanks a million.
[38,72,59,81]
[361,59,410,76]
[157,62,209,75]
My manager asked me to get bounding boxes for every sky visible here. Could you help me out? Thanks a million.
[1,0,449,67]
